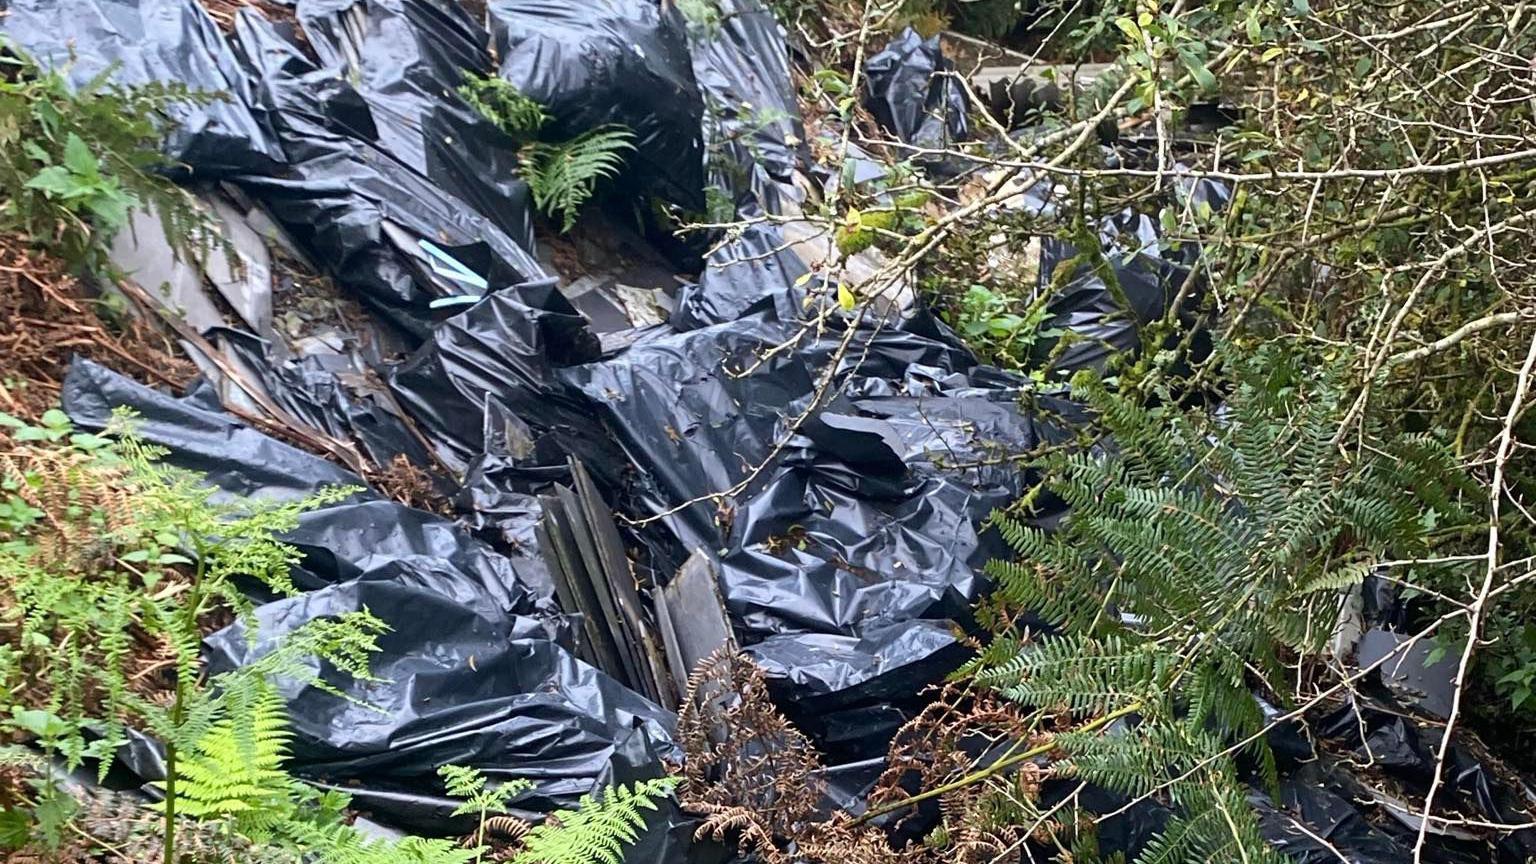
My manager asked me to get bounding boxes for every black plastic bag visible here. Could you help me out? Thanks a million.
[670,223,810,331]
[864,28,970,152]
[685,0,804,217]
[207,582,676,830]
[228,9,545,339]
[0,0,287,175]
[1033,172,1230,377]
[61,359,685,837]
[63,356,361,500]
[212,328,434,470]
[487,0,706,212]
[385,281,628,498]
[295,0,539,254]
[563,304,1075,760]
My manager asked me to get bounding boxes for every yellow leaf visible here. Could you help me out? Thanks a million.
[837,283,856,311]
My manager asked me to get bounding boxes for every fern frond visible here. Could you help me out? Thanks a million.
[524,126,636,232]
[1133,783,1287,864]
[512,777,677,864]
[155,686,294,839]
[459,72,549,140]
[974,634,1165,715]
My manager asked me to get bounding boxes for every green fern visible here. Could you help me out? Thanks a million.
[967,342,1477,864]
[0,45,216,272]
[454,70,634,233]
[458,73,549,140]
[439,764,533,861]
[0,407,388,864]
[512,777,677,864]
[153,686,291,838]
[524,126,636,233]
[286,820,478,864]
[971,633,1169,715]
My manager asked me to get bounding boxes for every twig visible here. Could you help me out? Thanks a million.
[1410,328,1536,863]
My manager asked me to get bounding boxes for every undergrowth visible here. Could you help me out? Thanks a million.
[955,342,1476,860]
[0,409,679,864]
[0,44,208,273]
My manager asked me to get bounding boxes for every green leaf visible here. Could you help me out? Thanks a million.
[1114,17,1142,42]
[22,141,51,164]
[1245,9,1262,43]
[23,165,78,197]
[69,433,111,451]
[61,132,98,177]
[31,790,76,850]
[8,708,69,739]
[86,187,131,232]
[837,283,856,311]
[1180,52,1217,91]
[0,809,29,851]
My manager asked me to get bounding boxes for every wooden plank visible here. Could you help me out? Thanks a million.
[533,518,596,667]
[651,586,691,698]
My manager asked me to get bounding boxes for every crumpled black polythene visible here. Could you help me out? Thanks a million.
[1033,172,1230,378]
[561,300,1082,762]
[0,0,548,341]
[685,0,804,217]
[228,5,546,339]
[59,359,685,840]
[487,0,706,212]
[864,27,970,153]
[0,0,287,175]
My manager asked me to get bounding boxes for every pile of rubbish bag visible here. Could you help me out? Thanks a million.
[6,0,1536,858]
